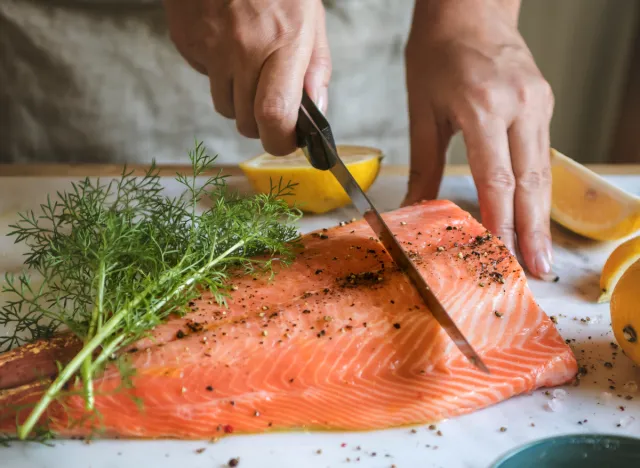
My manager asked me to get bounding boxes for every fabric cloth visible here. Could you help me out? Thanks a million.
[0,0,413,165]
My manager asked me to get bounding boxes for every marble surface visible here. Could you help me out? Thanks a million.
[1,173,639,468]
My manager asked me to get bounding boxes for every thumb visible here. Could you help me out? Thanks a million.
[304,6,331,113]
[402,108,452,206]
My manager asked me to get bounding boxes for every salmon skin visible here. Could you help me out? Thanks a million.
[0,200,577,439]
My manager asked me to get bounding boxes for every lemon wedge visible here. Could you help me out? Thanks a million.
[550,148,640,241]
[599,235,640,303]
[239,145,382,214]
[610,257,640,365]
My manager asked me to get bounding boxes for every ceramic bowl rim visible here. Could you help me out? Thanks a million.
[489,433,640,468]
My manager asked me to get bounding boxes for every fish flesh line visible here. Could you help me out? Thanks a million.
[0,200,577,438]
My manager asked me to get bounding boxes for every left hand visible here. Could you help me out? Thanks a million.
[403,0,556,280]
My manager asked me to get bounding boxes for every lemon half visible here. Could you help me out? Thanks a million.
[610,258,640,366]
[599,235,640,303]
[550,148,640,241]
[239,145,382,214]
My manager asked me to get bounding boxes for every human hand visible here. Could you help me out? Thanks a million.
[403,0,556,280]
[164,0,331,155]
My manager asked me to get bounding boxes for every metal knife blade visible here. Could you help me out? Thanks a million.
[296,92,489,374]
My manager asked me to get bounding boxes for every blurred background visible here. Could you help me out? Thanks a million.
[1,0,639,165]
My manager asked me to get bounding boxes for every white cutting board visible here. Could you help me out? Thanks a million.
[1,173,639,468]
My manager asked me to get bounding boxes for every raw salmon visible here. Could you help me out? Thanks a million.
[0,200,577,438]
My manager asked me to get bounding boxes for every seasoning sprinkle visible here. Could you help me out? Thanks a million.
[261,330,268,337]
[494,311,503,318]
[623,325,637,343]
[228,458,239,467]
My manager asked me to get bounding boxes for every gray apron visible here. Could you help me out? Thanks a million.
[0,0,412,165]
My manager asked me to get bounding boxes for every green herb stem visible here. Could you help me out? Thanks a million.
[3,142,300,440]
[81,261,106,410]
[17,239,246,439]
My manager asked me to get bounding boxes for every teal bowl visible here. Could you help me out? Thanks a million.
[490,434,640,468]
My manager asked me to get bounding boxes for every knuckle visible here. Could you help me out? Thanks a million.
[467,83,500,114]
[516,167,551,192]
[517,170,543,191]
[229,23,249,46]
[541,80,555,115]
[256,94,291,126]
[514,80,533,107]
[495,225,516,238]
[311,51,332,75]
[479,167,517,193]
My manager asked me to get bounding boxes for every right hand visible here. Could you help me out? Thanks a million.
[164,0,331,156]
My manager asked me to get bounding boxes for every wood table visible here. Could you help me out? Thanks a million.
[1,163,640,177]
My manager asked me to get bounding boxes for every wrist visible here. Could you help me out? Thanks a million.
[410,0,521,41]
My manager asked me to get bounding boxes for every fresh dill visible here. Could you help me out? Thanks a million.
[0,142,301,440]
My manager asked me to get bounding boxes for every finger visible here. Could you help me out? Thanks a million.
[206,48,235,119]
[304,6,331,114]
[462,116,517,254]
[209,74,235,120]
[233,62,260,138]
[403,107,451,206]
[255,42,313,156]
[510,118,555,280]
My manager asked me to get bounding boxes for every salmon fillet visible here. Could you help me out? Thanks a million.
[0,200,577,438]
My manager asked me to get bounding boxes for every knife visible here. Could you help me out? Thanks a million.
[295,90,489,374]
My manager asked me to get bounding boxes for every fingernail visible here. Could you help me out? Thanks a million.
[536,239,558,282]
[316,88,327,114]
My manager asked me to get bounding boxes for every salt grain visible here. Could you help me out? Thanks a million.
[545,398,562,412]
[618,416,636,428]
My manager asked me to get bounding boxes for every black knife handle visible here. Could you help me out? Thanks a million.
[296,90,337,171]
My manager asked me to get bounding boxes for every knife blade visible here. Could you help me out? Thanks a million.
[296,90,489,374]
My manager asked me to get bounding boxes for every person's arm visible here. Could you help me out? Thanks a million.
[404,0,556,281]
[163,0,331,156]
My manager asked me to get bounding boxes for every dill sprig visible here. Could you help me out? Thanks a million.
[0,142,301,440]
